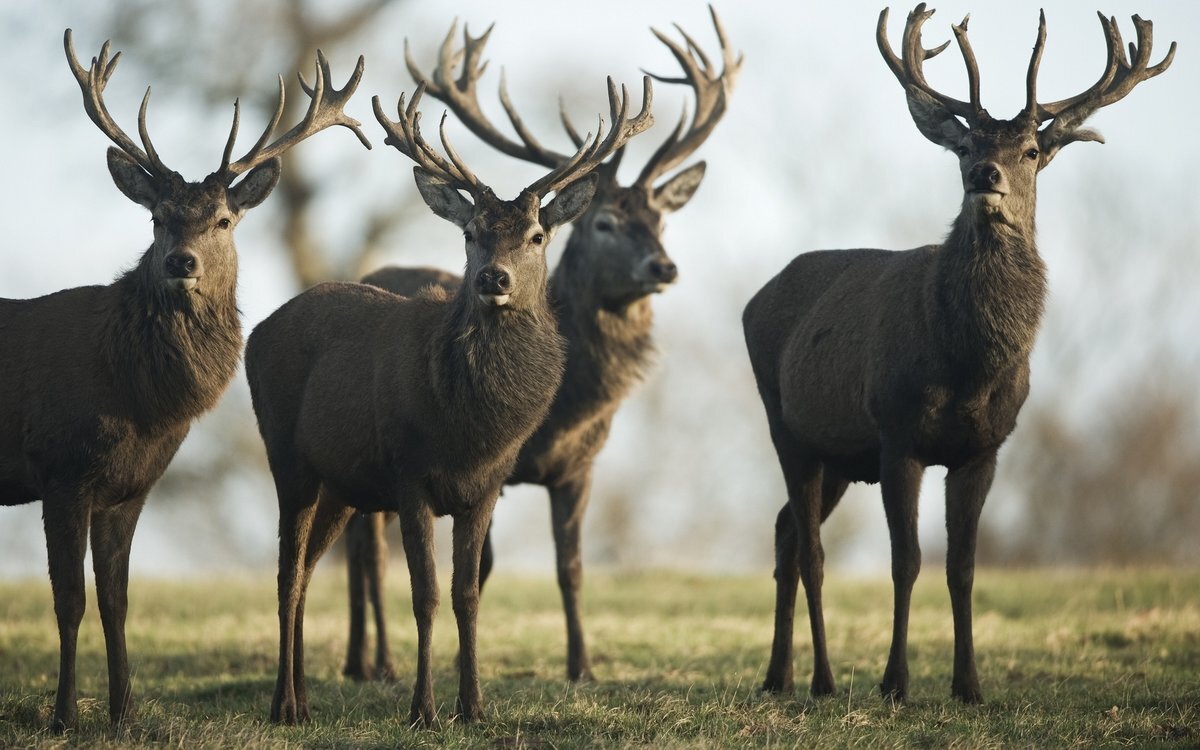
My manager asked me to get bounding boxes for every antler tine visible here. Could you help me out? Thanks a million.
[951,16,982,116]
[218,98,242,175]
[136,87,171,176]
[64,29,170,178]
[528,76,655,198]
[437,111,481,188]
[635,5,742,187]
[1023,10,1048,118]
[674,22,713,78]
[220,51,371,182]
[407,21,567,169]
[898,4,982,122]
[496,70,568,168]
[709,4,744,86]
[558,95,586,149]
[371,83,481,195]
[1033,11,1175,124]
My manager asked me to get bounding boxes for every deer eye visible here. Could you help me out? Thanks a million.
[1024,148,1040,161]
[595,220,614,233]
[217,218,232,230]
[151,217,162,228]
[464,231,474,243]
[531,232,545,245]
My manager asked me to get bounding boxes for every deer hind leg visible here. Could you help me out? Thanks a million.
[944,450,996,704]
[270,468,319,725]
[763,502,800,694]
[42,490,92,733]
[761,413,833,698]
[794,461,838,697]
[366,511,397,681]
[549,474,594,682]
[451,491,501,723]
[396,496,439,728]
[289,490,354,721]
[343,511,394,682]
[343,512,372,681]
[879,445,925,703]
[90,494,147,727]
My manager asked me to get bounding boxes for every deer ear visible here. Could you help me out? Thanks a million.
[107,148,158,209]
[651,162,707,213]
[905,87,969,151]
[413,167,475,228]
[541,174,597,230]
[230,158,281,212]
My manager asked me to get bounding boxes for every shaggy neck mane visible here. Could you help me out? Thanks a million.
[104,262,242,431]
[548,253,656,423]
[934,213,1047,378]
[433,286,565,441]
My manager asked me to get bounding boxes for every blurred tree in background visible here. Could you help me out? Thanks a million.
[107,0,413,286]
[980,176,1200,566]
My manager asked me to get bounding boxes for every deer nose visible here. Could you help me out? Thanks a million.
[475,266,512,296]
[649,258,678,284]
[164,252,198,278]
[969,162,1003,190]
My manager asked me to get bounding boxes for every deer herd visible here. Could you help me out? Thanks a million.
[0,3,1175,734]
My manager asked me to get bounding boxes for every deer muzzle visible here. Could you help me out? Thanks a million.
[164,252,202,291]
[634,253,679,293]
[475,265,512,307]
[966,162,1008,205]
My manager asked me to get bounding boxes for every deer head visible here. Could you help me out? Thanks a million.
[65,30,371,304]
[372,79,653,311]
[878,4,1175,229]
[404,7,740,308]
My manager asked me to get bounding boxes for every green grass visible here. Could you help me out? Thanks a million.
[2,569,1198,748]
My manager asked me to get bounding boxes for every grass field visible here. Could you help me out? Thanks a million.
[1,568,1198,748]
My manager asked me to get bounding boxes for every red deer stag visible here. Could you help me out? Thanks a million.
[245,75,653,726]
[340,8,740,685]
[0,31,368,732]
[743,5,1174,704]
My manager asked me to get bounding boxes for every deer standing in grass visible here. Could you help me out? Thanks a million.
[743,5,1174,704]
[340,8,740,685]
[245,75,652,725]
[0,32,368,732]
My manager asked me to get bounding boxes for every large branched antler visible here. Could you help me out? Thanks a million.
[64,29,176,179]
[525,76,654,198]
[374,77,653,200]
[879,5,1176,139]
[404,22,565,170]
[407,9,731,189]
[633,4,743,188]
[1026,11,1175,138]
[215,51,372,183]
[372,82,484,195]
[66,30,371,184]
[877,4,988,125]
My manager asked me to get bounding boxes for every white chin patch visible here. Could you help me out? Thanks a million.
[168,277,199,291]
[972,192,1004,208]
[636,280,670,295]
[478,293,510,307]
